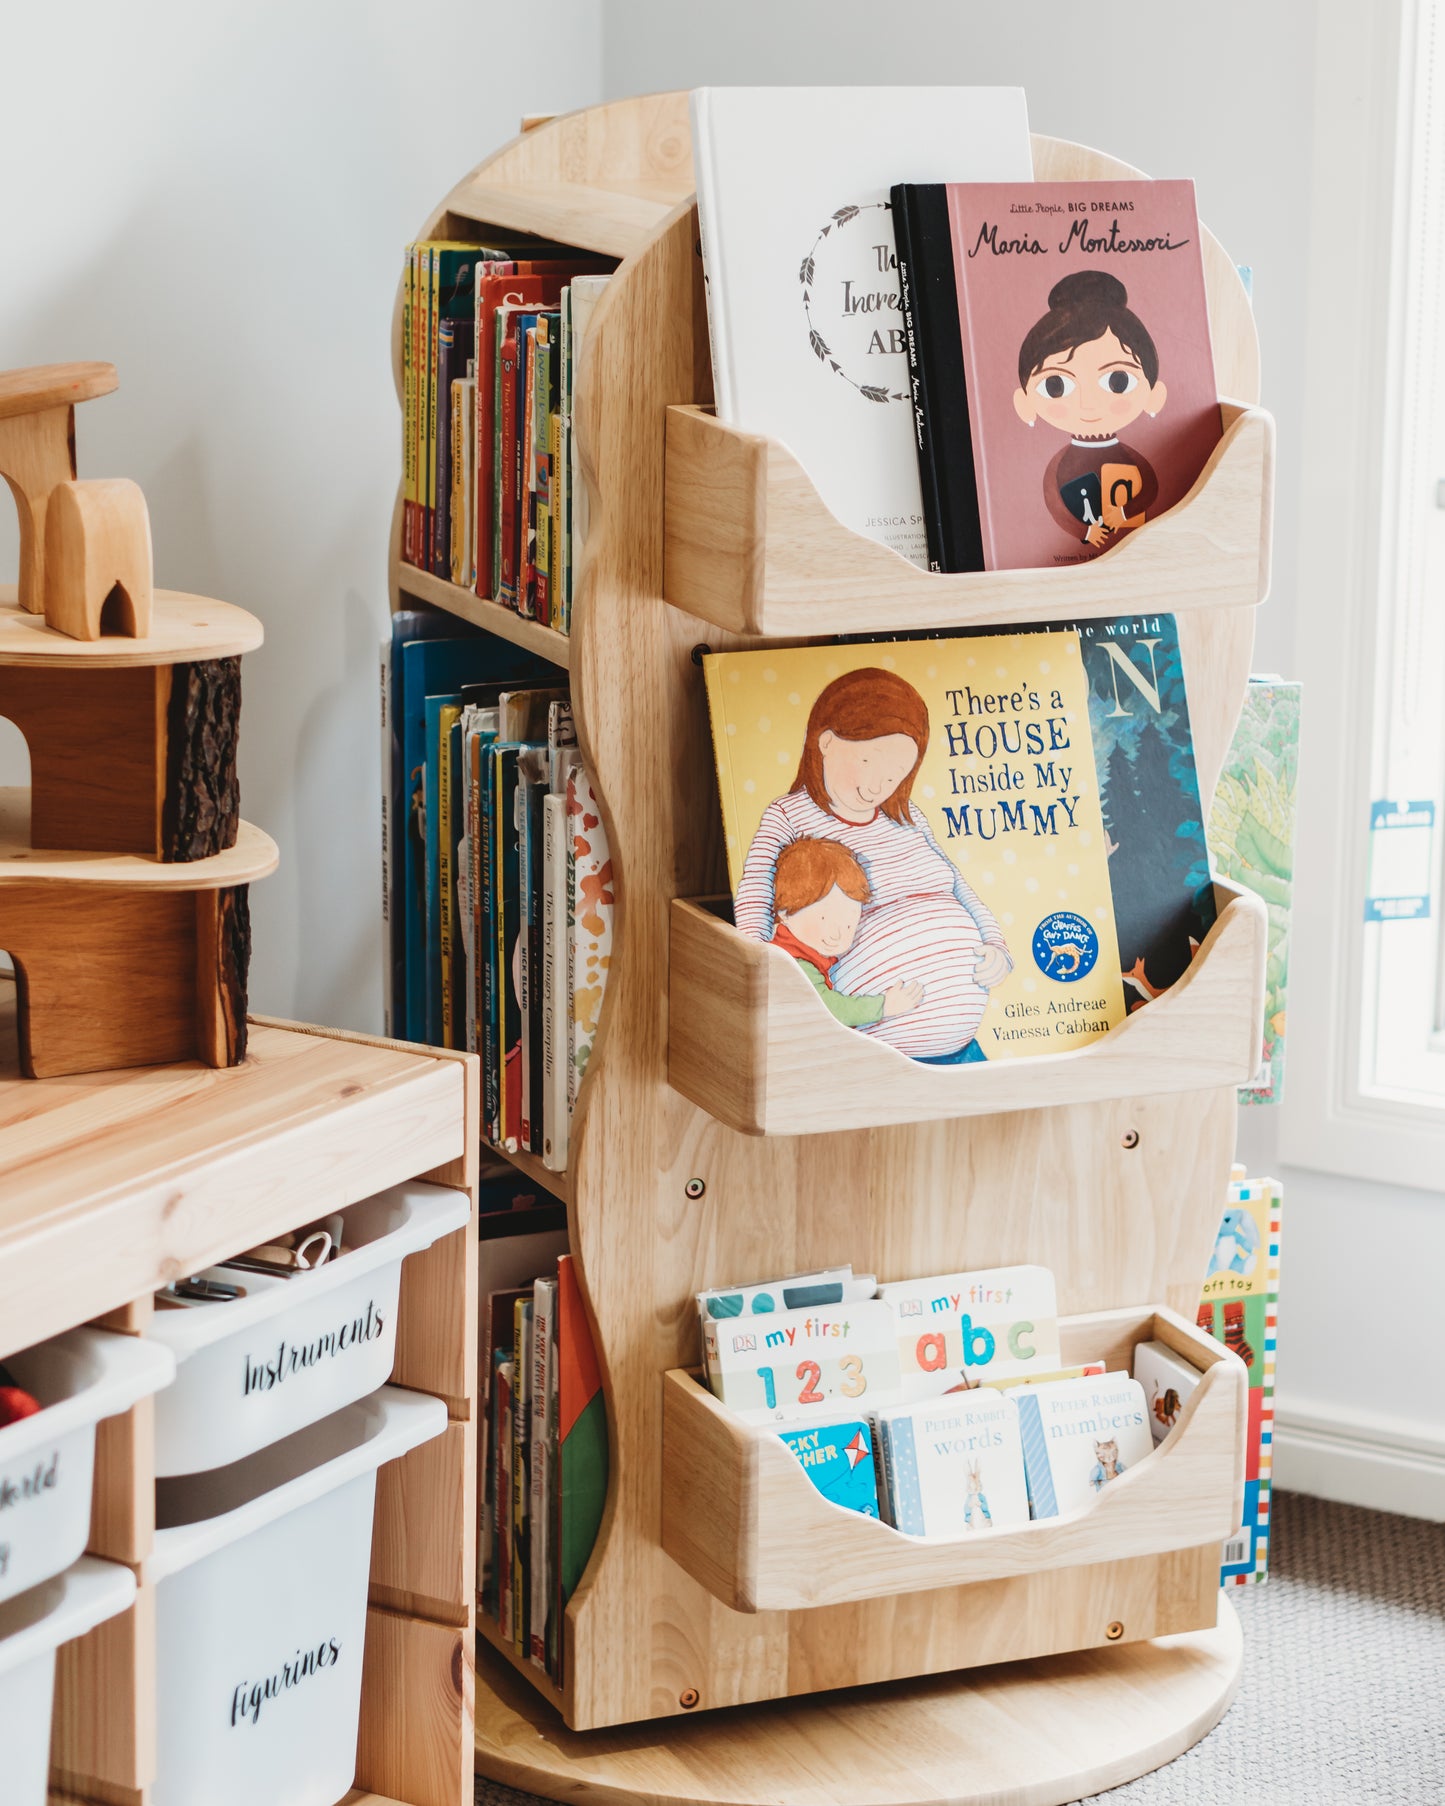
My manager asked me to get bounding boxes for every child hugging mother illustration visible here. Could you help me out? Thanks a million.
[734,667,1013,1063]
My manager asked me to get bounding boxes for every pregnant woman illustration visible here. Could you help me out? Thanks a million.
[733,666,1014,1063]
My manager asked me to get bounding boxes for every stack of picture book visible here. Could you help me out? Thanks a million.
[698,1262,1163,1531]
[477,1192,606,1685]
[400,236,614,633]
[703,618,1214,1068]
[693,85,1223,575]
[381,612,612,1170]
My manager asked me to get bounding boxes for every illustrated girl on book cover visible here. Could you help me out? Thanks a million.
[733,668,1013,1064]
[1012,270,1166,556]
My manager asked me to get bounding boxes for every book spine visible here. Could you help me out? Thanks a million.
[426,247,440,568]
[438,708,457,1047]
[542,791,568,1172]
[496,1358,514,1637]
[533,329,552,629]
[379,641,393,1037]
[449,373,467,585]
[891,187,945,575]
[480,749,499,1142]
[466,727,481,1055]
[460,371,476,588]
[529,1277,553,1671]
[498,317,521,610]
[402,245,417,566]
[1015,1391,1057,1519]
[433,317,455,577]
[558,286,572,632]
[519,325,539,620]
[512,1298,532,1656]
[517,766,534,1149]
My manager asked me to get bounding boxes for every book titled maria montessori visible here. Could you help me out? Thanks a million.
[901,179,1222,572]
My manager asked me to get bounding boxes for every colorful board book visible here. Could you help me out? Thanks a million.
[691,86,1032,568]
[1199,1167,1280,1585]
[775,1417,880,1518]
[1208,679,1300,1103]
[1015,1373,1152,1518]
[703,1299,901,1424]
[705,635,1126,1065]
[876,1264,1060,1396]
[875,1390,1030,1535]
[896,178,1222,572]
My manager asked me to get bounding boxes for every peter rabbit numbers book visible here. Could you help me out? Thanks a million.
[691,87,1032,567]
[941,180,1222,571]
[1015,1372,1153,1518]
[704,635,1126,1065]
[875,1390,1030,1535]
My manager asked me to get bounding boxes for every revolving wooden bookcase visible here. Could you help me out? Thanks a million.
[396,94,1271,1806]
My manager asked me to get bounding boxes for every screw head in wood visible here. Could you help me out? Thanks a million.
[680,1686,700,1708]
[1120,1129,1140,1149]
[1106,1621,1125,1641]
[685,1177,706,1200]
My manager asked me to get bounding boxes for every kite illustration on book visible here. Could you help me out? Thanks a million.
[704,636,1126,1065]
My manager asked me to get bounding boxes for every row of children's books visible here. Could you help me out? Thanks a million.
[399,236,613,633]
[477,1196,606,1686]
[381,614,612,1167]
[699,1169,1280,1580]
[694,86,1221,576]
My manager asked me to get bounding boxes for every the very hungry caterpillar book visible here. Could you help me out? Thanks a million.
[904,179,1221,572]
[704,635,1126,1064]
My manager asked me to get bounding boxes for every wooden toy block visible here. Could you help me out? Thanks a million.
[0,362,117,614]
[44,475,154,641]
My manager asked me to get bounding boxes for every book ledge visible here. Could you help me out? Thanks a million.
[668,879,1266,1136]
[663,400,1273,640]
[661,1304,1245,1616]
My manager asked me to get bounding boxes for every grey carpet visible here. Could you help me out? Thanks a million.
[476,1490,1445,1805]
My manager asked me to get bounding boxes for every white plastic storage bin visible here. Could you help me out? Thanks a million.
[147,1383,444,1806]
[149,1180,468,1476]
[0,1328,174,1605]
[0,1556,138,1806]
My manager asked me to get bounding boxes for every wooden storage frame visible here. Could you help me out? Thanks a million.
[395,95,1267,1805]
[0,993,479,1806]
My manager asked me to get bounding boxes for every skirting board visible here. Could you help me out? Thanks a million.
[1274,1400,1445,1522]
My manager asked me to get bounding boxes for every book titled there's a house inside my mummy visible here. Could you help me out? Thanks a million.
[703,634,1126,1066]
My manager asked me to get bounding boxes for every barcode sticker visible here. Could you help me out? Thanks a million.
[1222,1536,1250,1566]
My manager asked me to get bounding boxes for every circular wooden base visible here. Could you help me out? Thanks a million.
[476,1600,1241,1806]
[0,588,263,666]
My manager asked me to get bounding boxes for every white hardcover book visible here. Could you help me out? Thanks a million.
[1132,1339,1201,1445]
[696,1267,877,1386]
[877,1264,1060,1397]
[690,86,1032,567]
[875,1391,1030,1536]
[1015,1373,1153,1519]
[541,792,569,1172]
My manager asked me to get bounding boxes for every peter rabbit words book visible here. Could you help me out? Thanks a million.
[703,634,1127,1066]
[902,179,1222,572]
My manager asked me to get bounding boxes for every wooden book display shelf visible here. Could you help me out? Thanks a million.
[395,93,1269,1806]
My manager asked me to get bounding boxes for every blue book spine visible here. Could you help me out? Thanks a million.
[1016,1391,1058,1519]
[423,693,454,1046]
[880,1413,926,1535]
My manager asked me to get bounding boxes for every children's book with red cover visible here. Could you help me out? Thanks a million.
[941,180,1222,572]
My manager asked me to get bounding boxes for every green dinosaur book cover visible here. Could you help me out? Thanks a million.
[1208,679,1300,1104]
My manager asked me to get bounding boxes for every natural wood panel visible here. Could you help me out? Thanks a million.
[476,1612,567,1717]
[0,585,263,666]
[668,881,1267,1137]
[663,400,1273,640]
[661,1307,1245,1613]
[393,1224,474,1411]
[355,1608,472,1806]
[449,179,681,259]
[0,987,469,1358]
[476,1597,1240,1804]
[0,386,79,613]
[88,1294,155,1567]
[396,562,570,668]
[371,1420,473,1625]
[50,1587,155,1798]
[0,792,274,887]
[0,362,116,421]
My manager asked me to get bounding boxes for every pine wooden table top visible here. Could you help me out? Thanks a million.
[0,981,467,1359]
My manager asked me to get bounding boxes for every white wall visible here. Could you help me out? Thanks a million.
[602,0,1445,1508]
[0,0,603,1028]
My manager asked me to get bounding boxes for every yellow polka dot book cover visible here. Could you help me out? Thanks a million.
[703,632,1128,1065]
